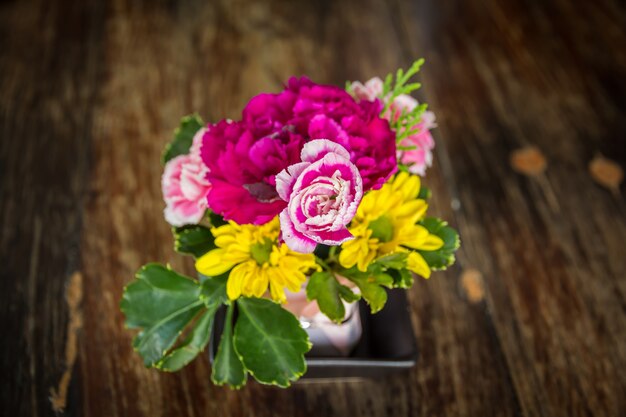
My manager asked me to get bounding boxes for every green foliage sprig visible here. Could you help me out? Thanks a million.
[381,59,429,143]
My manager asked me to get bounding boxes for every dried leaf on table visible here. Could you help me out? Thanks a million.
[589,155,623,195]
[460,268,485,303]
[510,146,547,176]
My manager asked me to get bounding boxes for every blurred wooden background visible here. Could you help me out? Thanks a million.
[1,0,625,416]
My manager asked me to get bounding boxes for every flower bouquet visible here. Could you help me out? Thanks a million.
[121,59,460,388]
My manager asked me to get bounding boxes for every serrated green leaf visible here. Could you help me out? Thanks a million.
[212,303,247,388]
[155,274,228,371]
[121,264,204,366]
[162,114,204,164]
[351,276,388,313]
[375,273,394,288]
[234,298,310,387]
[173,225,216,258]
[306,271,360,323]
[337,283,360,303]
[418,217,461,270]
[389,268,414,288]
[156,309,215,371]
[341,268,389,313]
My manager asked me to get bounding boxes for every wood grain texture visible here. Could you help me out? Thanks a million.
[0,0,624,416]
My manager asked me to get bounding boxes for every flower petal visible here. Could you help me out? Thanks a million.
[300,138,351,163]
[407,251,431,279]
[275,162,310,201]
[195,249,235,276]
[311,227,354,245]
[279,209,317,253]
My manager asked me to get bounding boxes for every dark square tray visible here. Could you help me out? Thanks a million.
[208,289,418,380]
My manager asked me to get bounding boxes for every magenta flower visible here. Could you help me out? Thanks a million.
[162,129,211,226]
[200,120,304,225]
[199,77,395,225]
[287,77,397,191]
[276,139,363,253]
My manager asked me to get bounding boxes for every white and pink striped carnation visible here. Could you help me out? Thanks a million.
[276,139,363,253]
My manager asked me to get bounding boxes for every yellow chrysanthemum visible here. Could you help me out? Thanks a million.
[339,172,443,278]
[195,217,317,302]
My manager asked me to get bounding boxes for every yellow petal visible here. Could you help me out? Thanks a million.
[394,172,421,201]
[339,240,360,269]
[227,262,249,300]
[394,200,428,223]
[420,234,444,251]
[398,225,429,249]
[212,223,237,237]
[214,234,237,248]
[269,280,287,303]
[407,251,431,279]
[250,267,268,298]
[195,249,235,276]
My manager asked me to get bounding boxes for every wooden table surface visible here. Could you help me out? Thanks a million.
[1,0,625,416]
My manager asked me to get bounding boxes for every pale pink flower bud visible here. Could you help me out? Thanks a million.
[161,128,211,226]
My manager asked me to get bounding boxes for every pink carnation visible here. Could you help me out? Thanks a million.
[162,128,211,226]
[350,76,437,176]
[276,140,363,253]
[350,77,383,102]
[350,76,419,122]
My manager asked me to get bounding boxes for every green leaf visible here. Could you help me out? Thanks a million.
[173,225,216,258]
[337,282,361,303]
[418,217,461,270]
[156,309,215,371]
[306,271,360,323]
[341,267,390,313]
[313,243,331,259]
[212,303,247,388]
[417,185,431,200]
[121,264,204,366]
[234,298,311,387]
[199,274,229,309]
[208,211,228,228]
[162,114,204,164]
[389,268,414,288]
[375,273,395,288]
[373,252,408,270]
[351,275,388,313]
[158,275,229,371]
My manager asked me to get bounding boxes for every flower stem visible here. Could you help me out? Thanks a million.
[315,256,332,271]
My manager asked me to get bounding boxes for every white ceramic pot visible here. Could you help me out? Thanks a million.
[284,279,362,357]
